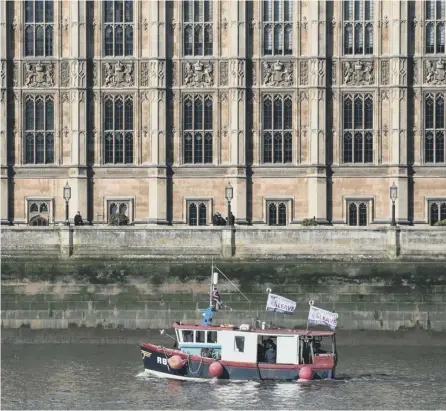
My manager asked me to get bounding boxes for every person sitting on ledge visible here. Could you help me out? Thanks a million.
[74,211,84,226]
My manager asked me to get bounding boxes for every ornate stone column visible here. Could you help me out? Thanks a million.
[388,1,409,224]
[306,1,328,223]
[67,0,88,220]
[0,0,8,224]
[226,0,247,224]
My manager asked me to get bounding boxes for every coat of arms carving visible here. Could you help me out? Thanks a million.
[184,61,214,87]
[425,60,446,85]
[344,60,374,85]
[263,60,293,86]
[24,62,54,87]
[103,61,134,87]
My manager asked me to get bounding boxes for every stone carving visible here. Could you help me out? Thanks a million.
[92,63,97,87]
[331,61,336,85]
[24,62,54,87]
[425,60,446,85]
[140,62,149,87]
[12,63,19,87]
[299,91,308,101]
[103,61,134,87]
[12,16,20,31]
[344,61,374,85]
[381,90,389,101]
[61,92,69,103]
[60,62,70,87]
[381,60,389,85]
[263,60,293,86]
[300,61,308,85]
[220,62,228,86]
[184,61,214,87]
[413,61,418,85]
[172,62,177,86]
[252,63,257,86]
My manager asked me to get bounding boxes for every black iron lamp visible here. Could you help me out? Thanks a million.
[63,182,71,226]
[390,182,398,226]
[225,182,233,226]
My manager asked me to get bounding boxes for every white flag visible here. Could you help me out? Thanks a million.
[308,306,339,330]
[265,293,296,315]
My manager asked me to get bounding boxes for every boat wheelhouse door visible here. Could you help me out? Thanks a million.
[276,335,299,364]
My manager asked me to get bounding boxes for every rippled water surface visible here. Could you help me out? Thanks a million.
[2,343,446,409]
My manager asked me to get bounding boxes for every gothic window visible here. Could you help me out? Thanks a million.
[343,0,374,55]
[104,0,134,56]
[188,201,208,226]
[263,0,293,55]
[425,93,446,163]
[24,0,54,57]
[426,0,446,54]
[28,200,50,225]
[103,95,134,164]
[106,199,133,222]
[267,202,288,226]
[183,0,213,56]
[262,95,293,164]
[429,200,446,224]
[24,95,54,164]
[348,201,368,226]
[183,95,213,164]
[343,94,373,164]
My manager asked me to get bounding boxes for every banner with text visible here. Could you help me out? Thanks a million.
[265,293,296,315]
[308,306,339,330]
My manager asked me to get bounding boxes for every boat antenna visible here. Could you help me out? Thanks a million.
[209,257,214,309]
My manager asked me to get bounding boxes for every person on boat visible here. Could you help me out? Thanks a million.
[264,340,277,363]
[314,342,327,354]
[257,343,265,362]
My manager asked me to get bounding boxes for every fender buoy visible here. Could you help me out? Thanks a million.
[298,366,313,381]
[208,361,224,378]
[168,355,185,370]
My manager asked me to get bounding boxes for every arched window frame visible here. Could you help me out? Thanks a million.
[428,199,446,225]
[182,94,213,164]
[262,0,293,56]
[24,94,55,164]
[265,199,291,225]
[342,93,374,164]
[186,199,211,226]
[24,0,54,57]
[183,0,213,56]
[262,94,293,164]
[103,0,134,57]
[26,198,54,225]
[346,198,373,226]
[103,94,134,165]
[425,0,446,54]
[424,93,446,164]
[343,0,374,56]
[104,197,134,223]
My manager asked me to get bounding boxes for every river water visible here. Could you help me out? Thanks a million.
[2,342,446,410]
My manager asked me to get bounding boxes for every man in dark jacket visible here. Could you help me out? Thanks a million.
[74,211,84,226]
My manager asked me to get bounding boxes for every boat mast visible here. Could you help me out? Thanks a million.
[209,257,213,309]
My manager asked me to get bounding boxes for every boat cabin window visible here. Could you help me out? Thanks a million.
[257,336,277,363]
[207,331,217,343]
[182,330,194,342]
[234,336,245,352]
[299,336,334,364]
[195,331,205,343]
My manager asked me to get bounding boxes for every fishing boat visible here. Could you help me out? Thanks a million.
[140,263,338,381]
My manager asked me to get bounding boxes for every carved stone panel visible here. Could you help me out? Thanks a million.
[425,59,446,85]
[0,61,5,88]
[103,61,134,87]
[343,60,374,85]
[23,61,55,87]
[300,61,308,85]
[13,63,19,87]
[60,61,70,87]
[381,60,389,85]
[220,61,228,86]
[71,61,86,88]
[183,61,214,87]
[413,61,418,85]
[140,62,149,87]
[263,60,293,87]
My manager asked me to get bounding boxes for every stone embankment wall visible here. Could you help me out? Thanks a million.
[1,225,446,260]
[1,261,446,331]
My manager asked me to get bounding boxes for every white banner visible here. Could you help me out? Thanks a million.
[265,293,296,315]
[308,306,338,330]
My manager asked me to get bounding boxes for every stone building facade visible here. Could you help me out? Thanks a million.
[1,0,446,227]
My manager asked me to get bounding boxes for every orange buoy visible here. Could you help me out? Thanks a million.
[208,361,224,378]
[298,366,313,381]
[168,355,185,370]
